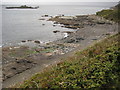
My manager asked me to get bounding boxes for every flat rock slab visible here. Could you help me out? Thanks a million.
[3,59,35,81]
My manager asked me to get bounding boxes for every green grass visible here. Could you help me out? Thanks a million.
[9,48,38,58]
[96,7,120,23]
[16,33,120,89]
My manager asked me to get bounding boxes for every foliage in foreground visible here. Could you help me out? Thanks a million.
[17,33,120,89]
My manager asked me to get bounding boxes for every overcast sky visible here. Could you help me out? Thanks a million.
[2,0,120,2]
[2,0,119,5]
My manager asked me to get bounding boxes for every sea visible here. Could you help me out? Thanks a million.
[0,2,118,47]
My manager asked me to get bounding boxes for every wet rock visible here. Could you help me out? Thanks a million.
[66,39,75,43]
[35,48,42,52]
[27,40,32,42]
[42,24,45,26]
[58,14,64,16]
[26,60,32,63]
[97,21,105,24]
[105,33,111,35]
[65,37,84,43]
[73,24,79,26]
[92,38,97,40]
[62,31,73,34]
[76,37,84,40]
[106,22,112,25]
[63,23,71,26]
[21,40,26,43]
[34,40,40,44]
[53,30,60,33]
[42,15,49,17]
[16,70,23,74]
[39,18,45,20]
[54,22,59,24]
[16,59,32,64]
[53,25,56,27]
[65,26,78,29]
[11,67,17,70]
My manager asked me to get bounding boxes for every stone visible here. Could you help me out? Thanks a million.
[97,21,105,24]
[11,67,17,70]
[53,25,56,27]
[76,37,84,40]
[21,40,26,43]
[27,40,32,42]
[67,39,75,43]
[53,30,60,33]
[39,18,45,20]
[34,40,40,44]
[42,15,49,17]
[54,22,59,24]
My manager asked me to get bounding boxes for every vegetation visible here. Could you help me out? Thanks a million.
[6,5,39,9]
[96,3,120,23]
[16,33,120,89]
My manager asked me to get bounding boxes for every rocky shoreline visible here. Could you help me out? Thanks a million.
[2,14,118,87]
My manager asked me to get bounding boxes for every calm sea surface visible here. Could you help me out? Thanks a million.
[1,2,118,46]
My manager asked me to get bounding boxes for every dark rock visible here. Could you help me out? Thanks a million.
[27,40,32,42]
[42,15,49,17]
[105,33,110,35]
[39,18,45,20]
[16,60,24,63]
[11,67,17,70]
[53,25,56,27]
[65,26,78,29]
[106,22,112,25]
[76,37,84,40]
[26,60,32,63]
[34,40,40,44]
[58,14,64,16]
[97,21,105,24]
[42,24,45,26]
[16,70,23,74]
[67,39,75,43]
[92,39,97,40]
[54,22,59,24]
[16,59,32,64]
[44,46,51,49]
[53,30,60,33]
[21,40,26,43]
[35,48,42,52]
[63,23,70,25]
[73,24,79,26]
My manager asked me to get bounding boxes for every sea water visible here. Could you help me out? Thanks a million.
[1,2,118,47]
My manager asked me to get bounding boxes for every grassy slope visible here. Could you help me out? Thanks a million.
[96,3,120,23]
[18,33,120,89]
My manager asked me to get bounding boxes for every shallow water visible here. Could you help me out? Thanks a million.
[1,2,117,46]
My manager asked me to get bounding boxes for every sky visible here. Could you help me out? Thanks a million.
[2,0,120,2]
[2,0,119,5]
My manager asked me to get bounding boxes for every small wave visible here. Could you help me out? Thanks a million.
[64,33,68,38]
[0,44,2,48]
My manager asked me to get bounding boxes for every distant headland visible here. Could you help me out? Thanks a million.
[6,5,39,9]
